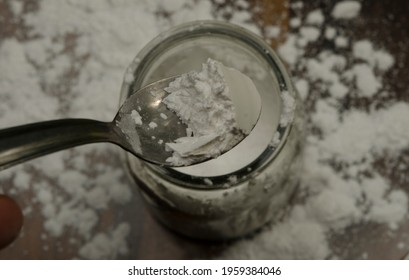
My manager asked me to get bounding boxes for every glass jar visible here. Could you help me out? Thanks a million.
[120,21,303,240]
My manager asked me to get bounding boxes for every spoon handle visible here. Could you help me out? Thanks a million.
[0,119,114,170]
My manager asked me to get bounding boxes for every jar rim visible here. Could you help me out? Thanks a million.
[121,20,297,190]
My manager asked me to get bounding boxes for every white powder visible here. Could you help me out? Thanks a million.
[306,9,325,25]
[320,103,409,163]
[325,27,337,40]
[278,35,303,66]
[352,64,381,97]
[1,0,407,261]
[290,18,301,28]
[299,26,320,43]
[163,58,260,166]
[329,82,349,99]
[353,40,396,71]
[78,223,130,260]
[294,79,310,100]
[335,36,348,48]
[332,1,362,19]
[148,121,158,129]
[130,110,142,126]
[353,40,376,63]
[374,50,395,72]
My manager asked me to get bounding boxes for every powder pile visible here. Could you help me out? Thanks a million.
[0,0,407,260]
[163,58,245,166]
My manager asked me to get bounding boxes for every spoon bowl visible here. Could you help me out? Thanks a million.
[113,76,189,165]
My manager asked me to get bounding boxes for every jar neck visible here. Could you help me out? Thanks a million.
[122,20,296,188]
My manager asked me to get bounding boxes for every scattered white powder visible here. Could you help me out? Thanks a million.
[265,26,281,39]
[335,36,348,48]
[325,27,337,40]
[148,121,157,129]
[78,223,130,260]
[329,82,349,99]
[352,64,381,97]
[294,79,310,100]
[203,178,213,186]
[374,50,395,72]
[299,26,320,43]
[306,9,325,25]
[9,0,24,16]
[290,18,301,28]
[220,4,408,260]
[331,1,362,19]
[353,40,376,64]
[278,35,303,66]
[0,0,407,260]
[279,91,296,127]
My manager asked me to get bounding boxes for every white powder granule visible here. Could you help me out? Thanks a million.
[131,110,142,126]
[374,50,395,71]
[329,81,349,99]
[290,18,301,28]
[361,176,408,230]
[352,64,381,97]
[335,36,348,48]
[269,131,281,148]
[203,178,213,186]
[300,26,320,43]
[320,102,409,163]
[9,1,24,16]
[148,121,158,129]
[279,91,296,127]
[332,1,362,19]
[311,100,339,135]
[325,27,337,40]
[278,35,303,66]
[160,113,168,120]
[306,9,325,25]
[353,40,375,64]
[294,79,310,100]
[353,40,396,72]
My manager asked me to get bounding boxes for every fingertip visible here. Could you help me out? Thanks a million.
[0,195,24,250]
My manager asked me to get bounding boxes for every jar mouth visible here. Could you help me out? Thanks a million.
[121,20,296,189]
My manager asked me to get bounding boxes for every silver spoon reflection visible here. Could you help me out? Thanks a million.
[0,75,260,170]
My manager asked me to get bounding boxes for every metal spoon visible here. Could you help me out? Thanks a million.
[0,76,254,170]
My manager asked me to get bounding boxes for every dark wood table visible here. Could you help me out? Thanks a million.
[0,0,408,259]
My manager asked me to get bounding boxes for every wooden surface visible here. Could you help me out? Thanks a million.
[0,0,408,260]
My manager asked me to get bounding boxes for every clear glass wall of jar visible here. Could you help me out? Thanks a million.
[120,21,303,241]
